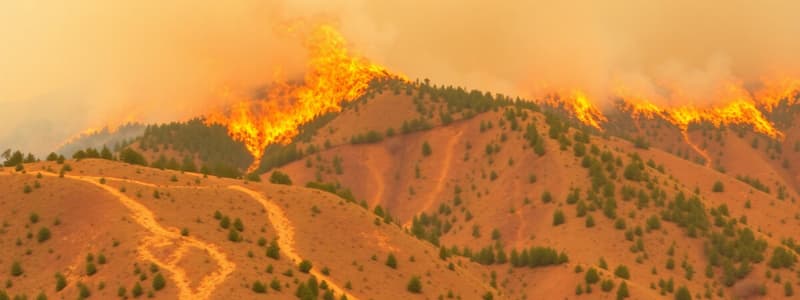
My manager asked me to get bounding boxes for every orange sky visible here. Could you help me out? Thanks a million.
[2,1,800,154]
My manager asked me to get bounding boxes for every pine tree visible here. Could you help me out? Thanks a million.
[617,281,630,299]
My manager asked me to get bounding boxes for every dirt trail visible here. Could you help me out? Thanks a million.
[38,172,236,300]
[682,131,711,167]
[228,185,357,300]
[404,130,463,228]
[365,150,386,208]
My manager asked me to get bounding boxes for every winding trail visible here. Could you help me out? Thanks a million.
[228,185,357,300]
[36,172,236,300]
[404,130,463,228]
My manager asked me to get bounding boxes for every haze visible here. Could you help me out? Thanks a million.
[2,0,799,155]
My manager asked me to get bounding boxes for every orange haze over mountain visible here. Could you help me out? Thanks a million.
[3,1,800,155]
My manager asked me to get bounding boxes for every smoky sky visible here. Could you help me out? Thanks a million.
[2,0,800,155]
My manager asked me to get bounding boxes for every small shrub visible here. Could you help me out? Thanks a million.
[37,227,51,243]
[10,261,22,277]
[422,142,432,157]
[269,171,292,185]
[86,262,97,276]
[614,265,630,279]
[553,209,565,226]
[152,273,166,291]
[386,254,397,269]
[712,181,724,193]
[407,276,422,293]
[251,280,266,293]
[55,273,67,291]
[585,267,599,284]
[298,260,312,273]
[131,282,143,298]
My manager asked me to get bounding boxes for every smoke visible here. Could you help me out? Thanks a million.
[2,1,800,155]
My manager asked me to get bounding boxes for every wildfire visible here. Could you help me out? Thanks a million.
[755,77,800,111]
[543,91,607,129]
[617,95,782,138]
[206,24,400,173]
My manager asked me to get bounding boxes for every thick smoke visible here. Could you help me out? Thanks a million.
[2,1,800,155]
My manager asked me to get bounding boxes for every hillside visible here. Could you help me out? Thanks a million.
[273,84,800,299]
[0,159,506,300]
[3,81,800,300]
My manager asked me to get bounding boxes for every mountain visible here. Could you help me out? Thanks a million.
[3,80,799,300]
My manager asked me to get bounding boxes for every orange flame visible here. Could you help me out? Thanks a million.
[206,24,401,173]
[755,77,800,111]
[623,100,780,139]
[542,91,607,129]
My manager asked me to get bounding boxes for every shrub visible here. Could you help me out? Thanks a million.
[251,280,266,293]
[585,267,599,284]
[614,265,630,279]
[601,279,615,292]
[78,282,91,298]
[131,282,143,298]
[712,181,724,193]
[675,286,691,300]
[541,191,553,203]
[406,276,422,293]
[219,216,230,229]
[585,215,595,228]
[37,227,51,243]
[617,281,630,299]
[553,209,565,226]
[270,278,281,291]
[386,254,397,269]
[227,229,240,242]
[269,171,292,185]
[86,262,97,276]
[55,273,67,291]
[233,218,244,232]
[10,261,22,277]
[422,141,432,157]
[785,282,794,297]
[298,260,312,273]
[152,273,166,291]
[769,247,796,269]
[646,215,661,231]
[266,240,280,260]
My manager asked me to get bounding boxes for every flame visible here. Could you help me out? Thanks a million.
[755,77,800,111]
[623,99,782,138]
[542,91,607,129]
[206,24,401,173]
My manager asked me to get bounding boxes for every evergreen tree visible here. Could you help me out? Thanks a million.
[617,281,630,299]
